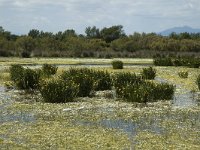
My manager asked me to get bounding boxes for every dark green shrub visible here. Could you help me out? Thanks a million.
[141,67,156,80]
[61,68,94,97]
[10,65,40,90]
[18,68,41,90]
[119,81,175,103]
[111,60,123,69]
[112,72,143,98]
[10,64,24,83]
[154,57,173,66]
[92,70,112,91]
[42,64,58,77]
[197,75,200,90]
[178,71,188,78]
[151,82,175,100]
[39,78,78,103]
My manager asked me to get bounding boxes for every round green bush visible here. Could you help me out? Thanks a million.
[39,78,78,103]
[111,60,123,69]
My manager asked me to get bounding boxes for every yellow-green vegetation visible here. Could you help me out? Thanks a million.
[0,59,200,149]
[156,66,199,91]
[0,57,153,65]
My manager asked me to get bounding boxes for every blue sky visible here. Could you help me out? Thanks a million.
[0,0,200,35]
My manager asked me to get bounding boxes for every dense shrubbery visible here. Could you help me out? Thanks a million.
[112,60,123,69]
[112,72,143,98]
[10,65,40,90]
[153,57,173,66]
[91,70,112,91]
[1,25,200,58]
[10,64,24,83]
[154,56,200,68]
[61,68,94,97]
[112,72,175,103]
[42,64,58,77]
[197,75,200,90]
[9,65,176,103]
[141,67,156,80]
[39,78,78,103]
[117,81,175,103]
[178,71,188,78]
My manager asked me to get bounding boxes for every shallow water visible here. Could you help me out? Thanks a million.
[155,77,200,108]
[0,86,35,123]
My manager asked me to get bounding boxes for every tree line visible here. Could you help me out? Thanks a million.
[0,25,200,58]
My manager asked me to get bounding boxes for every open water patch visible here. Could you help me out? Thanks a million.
[0,86,35,123]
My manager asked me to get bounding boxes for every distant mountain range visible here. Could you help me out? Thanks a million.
[159,26,200,36]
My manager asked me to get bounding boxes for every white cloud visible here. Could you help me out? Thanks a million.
[0,0,200,34]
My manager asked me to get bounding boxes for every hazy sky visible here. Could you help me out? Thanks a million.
[1,0,200,35]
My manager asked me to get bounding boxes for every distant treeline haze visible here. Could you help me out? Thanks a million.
[0,25,200,58]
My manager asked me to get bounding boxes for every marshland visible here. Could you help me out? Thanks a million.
[0,57,200,149]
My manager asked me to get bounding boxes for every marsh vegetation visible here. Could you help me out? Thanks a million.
[0,58,200,149]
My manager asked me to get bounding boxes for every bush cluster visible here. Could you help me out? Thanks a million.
[10,64,40,90]
[61,68,94,97]
[153,57,173,66]
[141,67,156,80]
[113,72,175,103]
[111,60,123,69]
[9,65,176,104]
[154,56,200,68]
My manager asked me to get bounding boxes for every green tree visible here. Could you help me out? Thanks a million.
[85,26,100,38]
[28,29,40,38]
[100,25,126,43]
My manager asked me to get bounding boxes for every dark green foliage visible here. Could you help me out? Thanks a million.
[154,56,200,68]
[116,81,175,103]
[10,65,40,90]
[112,72,143,98]
[61,68,94,97]
[153,57,173,66]
[141,67,156,80]
[112,60,123,69]
[92,70,112,91]
[39,78,78,103]
[42,64,58,77]
[197,75,200,90]
[2,25,200,57]
[10,64,24,83]
[113,72,175,103]
[178,71,188,78]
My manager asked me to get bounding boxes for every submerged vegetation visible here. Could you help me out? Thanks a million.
[0,58,200,149]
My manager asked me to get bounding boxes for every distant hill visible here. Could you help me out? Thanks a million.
[159,26,200,36]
